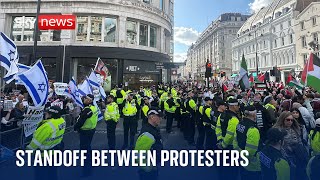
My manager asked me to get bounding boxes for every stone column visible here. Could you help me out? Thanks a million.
[118,16,127,47]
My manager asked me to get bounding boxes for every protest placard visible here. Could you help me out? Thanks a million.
[22,106,45,137]
[53,82,69,96]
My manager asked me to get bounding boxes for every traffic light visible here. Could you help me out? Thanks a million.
[205,62,212,78]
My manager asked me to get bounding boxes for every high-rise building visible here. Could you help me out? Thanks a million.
[185,13,250,80]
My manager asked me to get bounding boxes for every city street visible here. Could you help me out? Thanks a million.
[0,118,218,180]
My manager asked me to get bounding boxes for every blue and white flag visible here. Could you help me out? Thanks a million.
[88,71,106,100]
[78,77,93,97]
[67,78,84,108]
[0,32,19,82]
[4,63,31,84]
[17,60,49,107]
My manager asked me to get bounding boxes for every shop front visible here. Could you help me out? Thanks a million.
[123,60,161,90]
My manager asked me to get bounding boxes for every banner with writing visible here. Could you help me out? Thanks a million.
[22,106,45,137]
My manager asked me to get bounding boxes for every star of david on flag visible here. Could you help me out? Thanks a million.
[66,77,84,108]
[0,32,19,83]
[88,70,106,100]
[17,60,49,107]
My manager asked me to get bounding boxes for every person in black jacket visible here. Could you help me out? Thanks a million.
[253,97,272,143]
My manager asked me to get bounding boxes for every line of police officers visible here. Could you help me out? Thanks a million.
[25,84,320,180]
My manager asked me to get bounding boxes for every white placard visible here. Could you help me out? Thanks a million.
[51,100,64,109]
[22,106,45,137]
[53,82,69,96]
[3,100,14,111]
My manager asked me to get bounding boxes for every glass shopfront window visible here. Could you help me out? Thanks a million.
[42,58,58,80]
[123,74,159,90]
[127,21,137,44]
[76,16,89,41]
[11,16,61,42]
[76,58,118,88]
[104,17,117,42]
[150,26,157,48]
[139,23,148,46]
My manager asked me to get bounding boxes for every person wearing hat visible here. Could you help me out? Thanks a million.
[164,93,176,134]
[216,98,240,180]
[309,118,320,156]
[135,107,163,180]
[259,128,290,180]
[27,106,66,180]
[104,95,120,150]
[141,96,151,125]
[264,95,277,126]
[115,85,126,116]
[233,105,261,179]
[200,97,214,150]
[185,91,197,146]
[122,93,138,150]
[253,95,272,143]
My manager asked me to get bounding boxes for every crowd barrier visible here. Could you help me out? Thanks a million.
[0,114,75,151]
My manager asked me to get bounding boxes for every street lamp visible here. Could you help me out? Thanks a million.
[248,31,263,79]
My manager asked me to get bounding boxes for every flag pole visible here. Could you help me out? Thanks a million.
[31,0,41,65]
[305,53,311,86]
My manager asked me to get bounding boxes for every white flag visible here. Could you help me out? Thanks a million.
[17,60,49,107]
[0,32,19,82]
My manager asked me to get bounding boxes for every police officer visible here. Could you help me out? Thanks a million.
[309,118,320,156]
[27,106,66,180]
[115,85,126,116]
[122,93,138,149]
[185,91,197,146]
[307,154,320,180]
[141,96,151,126]
[74,94,98,177]
[164,94,176,133]
[135,107,163,180]
[199,97,213,150]
[259,128,290,180]
[104,95,120,150]
[216,98,240,180]
[233,105,261,179]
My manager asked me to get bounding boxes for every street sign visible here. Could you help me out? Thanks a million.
[155,62,164,70]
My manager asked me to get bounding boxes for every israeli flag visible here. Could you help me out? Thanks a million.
[67,78,84,108]
[78,77,93,97]
[0,32,19,82]
[88,71,106,100]
[3,63,31,84]
[17,60,49,107]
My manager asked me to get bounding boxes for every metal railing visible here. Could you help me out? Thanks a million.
[0,114,75,151]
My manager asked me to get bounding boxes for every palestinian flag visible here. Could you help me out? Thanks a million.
[239,54,250,90]
[288,79,304,89]
[258,73,265,82]
[249,74,254,87]
[301,53,320,92]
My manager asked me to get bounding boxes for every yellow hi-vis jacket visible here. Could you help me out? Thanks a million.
[27,117,66,150]
[123,99,137,116]
[216,111,239,149]
[233,118,261,171]
[309,130,320,156]
[81,105,98,130]
[104,102,120,122]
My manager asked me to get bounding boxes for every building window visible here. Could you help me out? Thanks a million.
[126,20,137,44]
[274,39,277,48]
[104,17,117,43]
[12,16,61,42]
[302,36,307,47]
[280,24,283,30]
[288,20,291,26]
[300,21,305,30]
[289,34,293,44]
[264,41,266,48]
[90,16,102,42]
[139,23,148,46]
[76,16,89,41]
[281,37,285,46]
[160,0,164,11]
[273,27,276,33]
[303,54,308,63]
[313,33,318,43]
[143,0,151,4]
[312,17,317,26]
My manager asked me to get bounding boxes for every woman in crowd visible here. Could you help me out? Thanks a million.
[274,111,308,180]
[291,108,308,147]
[292,102,315,132]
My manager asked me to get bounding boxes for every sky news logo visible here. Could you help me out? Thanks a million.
[38,15,76,30]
